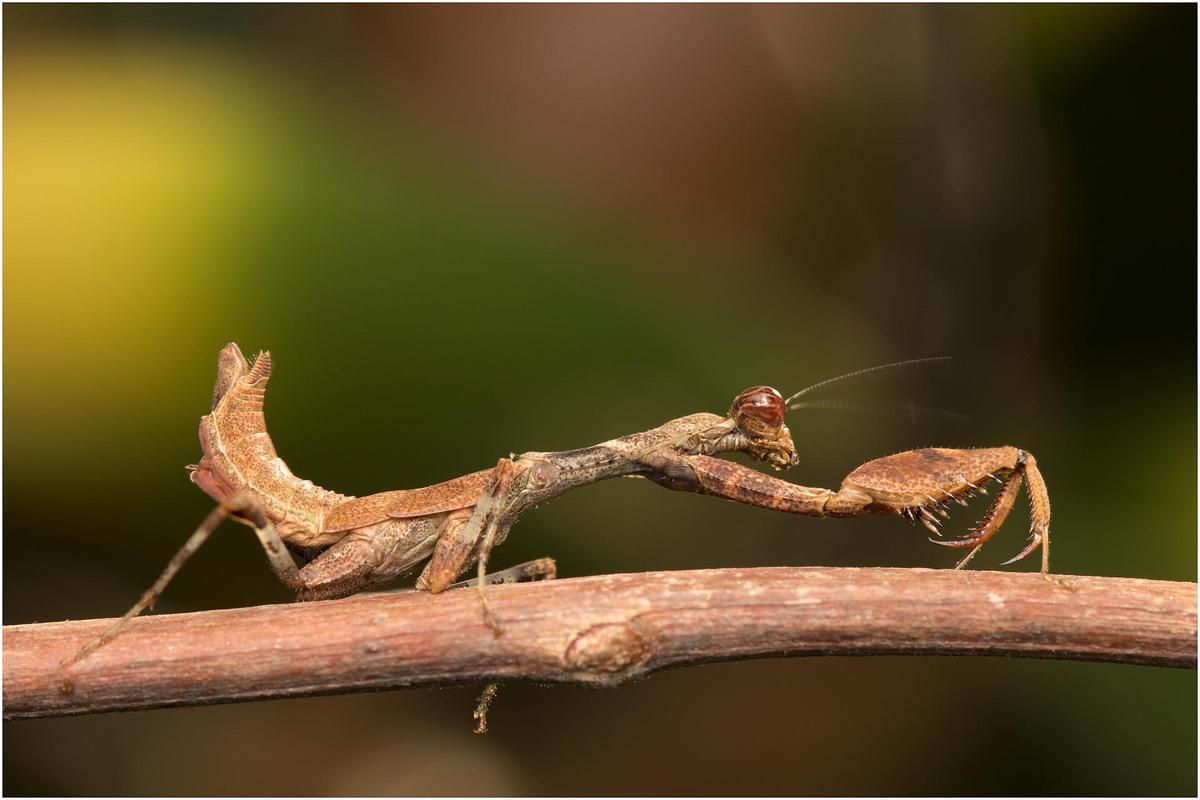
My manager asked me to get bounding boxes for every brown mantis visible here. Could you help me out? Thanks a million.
[63,343,1054,673]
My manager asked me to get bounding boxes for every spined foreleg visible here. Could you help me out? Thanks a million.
[639,449,874,517]
[641,446,1054,575]
[919,449,1053,576]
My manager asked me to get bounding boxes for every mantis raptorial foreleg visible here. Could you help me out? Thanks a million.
[640,446,1055,576]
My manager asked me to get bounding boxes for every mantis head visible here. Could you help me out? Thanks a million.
[729,386,798,471]
[732,357,956,472]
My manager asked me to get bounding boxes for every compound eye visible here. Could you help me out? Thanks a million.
[528,461,560,490]
[730,386,785,433]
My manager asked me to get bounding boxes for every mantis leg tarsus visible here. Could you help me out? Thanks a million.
[951,541,987,570]
[477,590,502,636]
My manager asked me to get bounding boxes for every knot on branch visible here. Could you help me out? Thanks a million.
[562,621,651,682]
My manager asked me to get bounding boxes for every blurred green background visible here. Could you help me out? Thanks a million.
[4,5,1195,795]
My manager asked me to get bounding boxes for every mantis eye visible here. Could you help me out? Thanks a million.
[730,386,785,433]
[528,461,560,490]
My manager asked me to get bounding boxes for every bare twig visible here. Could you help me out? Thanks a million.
[4,567,1194,719]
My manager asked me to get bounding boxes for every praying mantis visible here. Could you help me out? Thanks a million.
[63,342,1053,671]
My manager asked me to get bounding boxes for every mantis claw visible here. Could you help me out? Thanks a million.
[927,529,988,548]
[843,447,1053,574]
[999,534,1043,567]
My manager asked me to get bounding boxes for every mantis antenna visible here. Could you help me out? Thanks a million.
[784,356,954,412]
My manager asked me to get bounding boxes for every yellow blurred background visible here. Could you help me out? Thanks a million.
[4,5,1195,794]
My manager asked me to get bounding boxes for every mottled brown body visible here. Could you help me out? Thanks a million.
[63,346,1055,672]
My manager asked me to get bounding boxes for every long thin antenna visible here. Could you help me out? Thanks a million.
[784,356,953,409]
[788,397,967,423]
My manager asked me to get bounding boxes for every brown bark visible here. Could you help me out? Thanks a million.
[4,567,1195,719]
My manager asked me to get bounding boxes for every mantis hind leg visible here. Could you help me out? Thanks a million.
[294,534,379,600]
[59,504,230,670]
[60,493,298,670]
[296,517,443,601]
[444,557,557,589]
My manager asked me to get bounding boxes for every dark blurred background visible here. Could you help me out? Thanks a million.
[4,4,1195,795]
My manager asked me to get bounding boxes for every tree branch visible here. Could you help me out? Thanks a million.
[5,567,1195,719]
